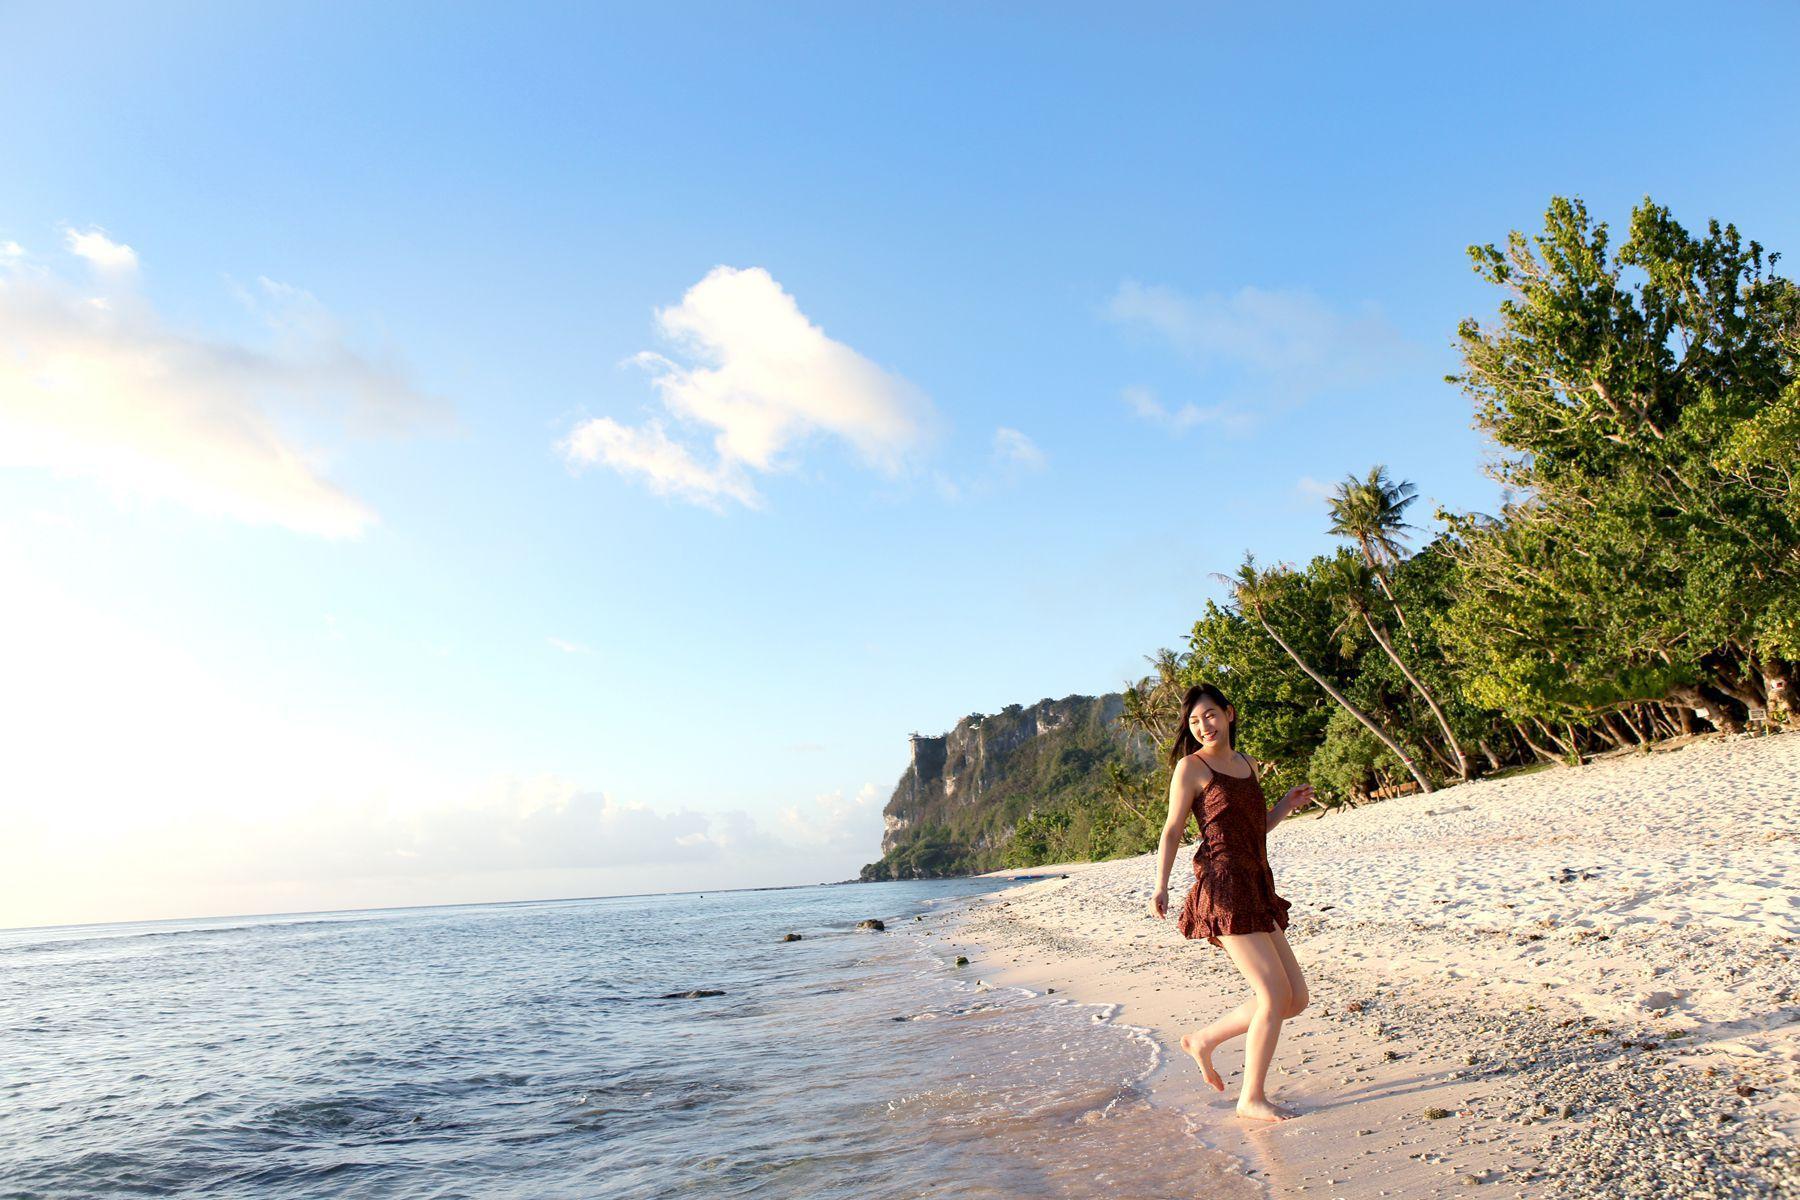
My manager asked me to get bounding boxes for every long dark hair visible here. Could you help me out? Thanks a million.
[1166,683,1236,767]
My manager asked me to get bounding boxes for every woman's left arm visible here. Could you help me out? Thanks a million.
[1248,756,1314,833]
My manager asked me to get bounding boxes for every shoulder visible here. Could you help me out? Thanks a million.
[1241,752,1262,780]
[1173,752,1213,784]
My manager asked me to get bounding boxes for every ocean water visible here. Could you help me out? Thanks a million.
[0,880,1248,1199]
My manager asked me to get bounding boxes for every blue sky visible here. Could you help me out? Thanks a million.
[3,2,1796,926]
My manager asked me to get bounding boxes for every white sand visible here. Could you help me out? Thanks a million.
[943,732,1800,1198]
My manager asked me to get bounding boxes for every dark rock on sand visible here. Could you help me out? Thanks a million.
[857,919,885,931]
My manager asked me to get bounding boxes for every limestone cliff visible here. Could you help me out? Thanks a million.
[862,693,1156,880]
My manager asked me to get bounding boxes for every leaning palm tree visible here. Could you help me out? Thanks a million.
[1224,554,1434,794]
[1322,551,1469,781]
[1327,466,1418,629]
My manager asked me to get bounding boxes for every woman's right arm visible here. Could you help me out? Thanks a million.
[1149,758,1196,918]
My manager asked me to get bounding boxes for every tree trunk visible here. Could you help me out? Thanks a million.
[1423,738,1459,774]
[1711,670,1765,709]
[1361,613,1469,780]
[1251,611,1435,794]
[1511,719,1563,766]
[1476,737,1503,772]
[1606,710,1647,747]
[1358,535,1410,631]
[1532,717,1579,762]
[1762,665,1795,719]
[1594,713,1629,749]
[1670,683,1744,735]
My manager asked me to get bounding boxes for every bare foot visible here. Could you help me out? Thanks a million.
[1179,1031,1224,1092]
[1235,1097,1296,1122]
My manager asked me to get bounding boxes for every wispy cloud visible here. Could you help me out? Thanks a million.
[0,228,446,538]
[1107,281,1416,421]
[992,426,1046,471]
[560,267,935,510]
[1120,385,1238,432]
[1295,474,1336,501]
[547,636,591,655]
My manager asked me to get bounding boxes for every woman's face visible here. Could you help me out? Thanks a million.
[1188,699,1232,749]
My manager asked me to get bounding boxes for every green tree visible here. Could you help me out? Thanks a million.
[1452,196,1800,727]
[1322,546,1470,780]
[1225,554,1435,794]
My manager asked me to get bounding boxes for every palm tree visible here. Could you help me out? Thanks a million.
[1121,647,1187,748]
[1328,466,1418,628]
[1224,555,1434,794]
[1322,551,1470,781]
[1102,760,1164,831]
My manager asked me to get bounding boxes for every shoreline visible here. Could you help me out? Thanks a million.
[942,733,1800,1198]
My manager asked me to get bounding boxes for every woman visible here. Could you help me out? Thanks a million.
[1149,683,1313,1122]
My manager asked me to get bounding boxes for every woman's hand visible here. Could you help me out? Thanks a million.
[1281,784,1316,815]
[1149,887,1169,919]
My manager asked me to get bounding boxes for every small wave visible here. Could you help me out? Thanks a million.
[251,1094,426,1142]
[0,915,380,958]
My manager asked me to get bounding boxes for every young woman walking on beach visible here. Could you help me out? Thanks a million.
[1149,683,1314,1122]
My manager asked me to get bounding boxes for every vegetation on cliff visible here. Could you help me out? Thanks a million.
[859,696,1157,880]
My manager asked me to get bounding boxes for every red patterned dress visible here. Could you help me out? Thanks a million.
[1176,753,1292,948]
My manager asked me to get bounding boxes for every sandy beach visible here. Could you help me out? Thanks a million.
[939,732,1800,1198]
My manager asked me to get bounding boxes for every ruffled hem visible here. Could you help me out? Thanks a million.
[1176,882,1291,947]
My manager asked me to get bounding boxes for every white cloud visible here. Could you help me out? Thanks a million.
[547,636,591,655]
[992,426,1046,471]
[0,231,444,538]
[776,783,885,855]
[1107,281,1415,416]
[1120,384,1234,431]
[63,225,138,271]
[561,266,934,509]
[560,416,758,511]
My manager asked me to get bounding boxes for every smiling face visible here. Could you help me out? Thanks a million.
[1187,696,1233,751]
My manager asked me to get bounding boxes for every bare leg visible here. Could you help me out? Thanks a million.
[1267,927,1309,1017]
[1180,998,1255,1091]
[1180,930,1309,1100]
[1219,931,1296,1121]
